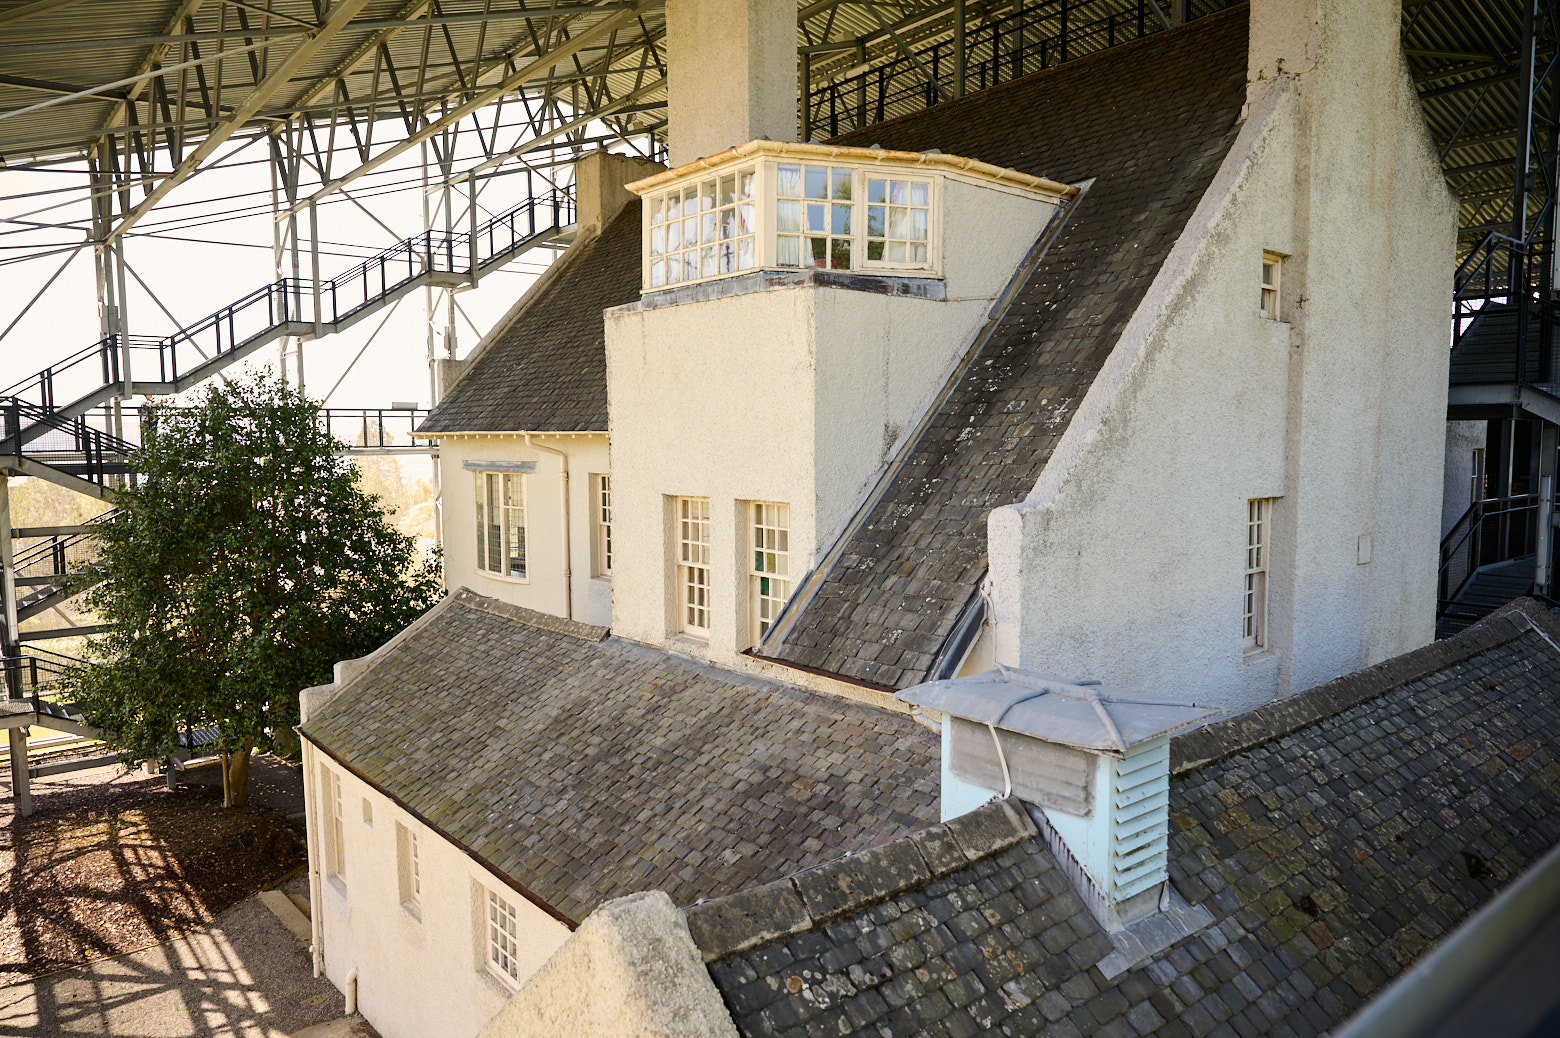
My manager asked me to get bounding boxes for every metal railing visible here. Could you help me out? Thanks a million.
[1451,221,1560,382]
[80,404,434,453]
[1,186,574,427]
[1438,493,1540,605]
[13,509,120,587]
[1,646,84,706]
[806,0,1241,138]
[0,398,136,489]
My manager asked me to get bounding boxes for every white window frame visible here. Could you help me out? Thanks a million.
[1244,499,1271,652]
[474,470,528,581]
[640,155,943,291]
[592,473,612,578]
[322,765,346,879]
[677,497,712,638]
[486,887,523,987]
[1260,252,1282,320]
[749,502,791,646]
[396,821,421,913]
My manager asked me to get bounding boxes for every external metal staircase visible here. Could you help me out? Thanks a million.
[0,185,575,442]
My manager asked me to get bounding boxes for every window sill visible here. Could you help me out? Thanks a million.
[401,899,422,923]
[611,268,946,313]
[1243,646,1276,662]
[325,875,349,916]
[482,964,522,995]
[476,569,531,586]
[667,633,709,652]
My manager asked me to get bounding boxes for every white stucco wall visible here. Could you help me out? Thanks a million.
[435,433,612,628]
[1442,421,1486,537]
[665,0,795,165]
[604,180,1055,666]
[301,742,571,1038]
[988,15,1455,713]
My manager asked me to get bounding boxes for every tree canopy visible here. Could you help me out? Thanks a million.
[69,372,443,804]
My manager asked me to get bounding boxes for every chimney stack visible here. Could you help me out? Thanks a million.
[665,0,797,167]
[901,667,1216,931]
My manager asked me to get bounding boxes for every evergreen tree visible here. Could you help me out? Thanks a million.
[68,372,443,805]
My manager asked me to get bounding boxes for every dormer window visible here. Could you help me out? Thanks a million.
[631,142,1070,295]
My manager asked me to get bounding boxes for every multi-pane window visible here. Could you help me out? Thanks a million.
[750,503,791,644]
[475,471,526,579]
[776,164,855,270]
[1260,253,1281,319]
[322,766,345,878]
[487,889,522,984]
[647,168,757,288]
[865,177,931,265]
[1244,499,1270,651]
[677,497,712,637]
[593,474,612,577]
[396,822,421,909]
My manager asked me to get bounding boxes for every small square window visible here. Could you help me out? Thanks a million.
[361,797,373,826]
[1260,252,1282,320]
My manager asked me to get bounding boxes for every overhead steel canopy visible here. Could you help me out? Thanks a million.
[0,0,1551,245]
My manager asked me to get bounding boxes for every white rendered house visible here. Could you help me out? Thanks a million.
[297,0,1456,1034]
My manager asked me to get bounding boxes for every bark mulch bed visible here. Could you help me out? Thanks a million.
[0,776,304,983]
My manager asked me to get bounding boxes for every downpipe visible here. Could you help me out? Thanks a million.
[524,434,572,620]
[344,968,359,1016]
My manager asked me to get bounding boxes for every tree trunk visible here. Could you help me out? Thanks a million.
[223,743,252,808]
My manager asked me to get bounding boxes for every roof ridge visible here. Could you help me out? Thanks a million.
[682,798,1035,963]
[1170,604,1556,774]
[449,587,609,642]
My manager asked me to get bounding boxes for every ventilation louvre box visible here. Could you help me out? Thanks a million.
[949,716,1092,816]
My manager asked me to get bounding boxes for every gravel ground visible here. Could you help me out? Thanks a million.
[0,890,348,1037]
[2,755,365,1037]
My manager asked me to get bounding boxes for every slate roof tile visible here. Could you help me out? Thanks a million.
[417,202,642,434]
[767,10,1251,688]
[696,606,1560,1035]
[301,589,940,922]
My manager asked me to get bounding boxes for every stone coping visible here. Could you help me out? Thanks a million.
[449,586,609,643]
[682,798,1035,964]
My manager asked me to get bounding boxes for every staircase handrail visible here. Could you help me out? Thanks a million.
[3,184,576,430]
[12,507,122,580]
[1438,493,1540,604]
[0,645,85,708]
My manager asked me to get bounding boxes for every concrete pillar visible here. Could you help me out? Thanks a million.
[8,729,30,817]
[0,478,30,817]
[666,0,797,166]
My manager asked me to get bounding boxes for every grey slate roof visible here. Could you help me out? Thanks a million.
[767,11,1251,689]
[417,203,642,434]
[692,603,1560,1037]
[299,589,940,924]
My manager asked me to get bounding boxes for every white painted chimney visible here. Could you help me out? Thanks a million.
[665,0,796,167]
[901,666,1217,930]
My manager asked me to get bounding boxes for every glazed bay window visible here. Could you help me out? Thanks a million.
[647,168,757,287]
[750,502,791,644]
[474,471,527,580]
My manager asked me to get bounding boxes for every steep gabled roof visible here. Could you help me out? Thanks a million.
[689,603,1560,1036]
[299,589,940,924]
[766,10,1251,688]
[418,203,642,434]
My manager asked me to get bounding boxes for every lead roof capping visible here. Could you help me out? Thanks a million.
[898,664,1219,759]
[625,139,1078,291]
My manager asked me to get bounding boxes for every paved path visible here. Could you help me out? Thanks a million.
[0,887,347,1038]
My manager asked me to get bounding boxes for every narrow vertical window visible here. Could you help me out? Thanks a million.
[1244,499,1270,651]
[1470,447,1485,506]
[593,474,612,577]
[677,497,711,637]
[487,889,522,984]
[1260,252,1282,319]
[475,471,527,579]
[322,766,346,879]
[396,821,421,910]
[750,502,791,644]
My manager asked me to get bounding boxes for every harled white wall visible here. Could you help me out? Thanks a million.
[435,433,612,628]
[604,180,1055,666]
[988,13,1455,712]
[301,741,570,1038]
[1442,421,1485,537]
